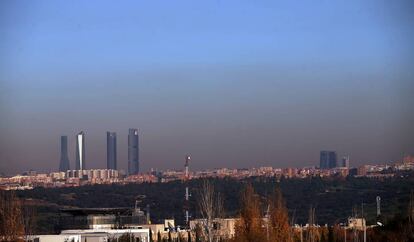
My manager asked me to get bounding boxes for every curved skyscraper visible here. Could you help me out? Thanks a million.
[76,131,86,170]
[128,128,139,175]
[107,131,117,170]
[59,136,70,172]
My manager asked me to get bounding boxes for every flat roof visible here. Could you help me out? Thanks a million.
[60,207,134,215]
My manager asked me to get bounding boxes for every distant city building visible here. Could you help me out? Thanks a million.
[59,136,70,172]
[75,131,86,170]
[128,128,140,175]
[357,165,367,176]
[341,155,350,168]
[320,151,337,169]
[403,154,414,164]
[106,132,117,170]
[66,169,119,180]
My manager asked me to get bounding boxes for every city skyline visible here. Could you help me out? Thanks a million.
[0,126,412,175]
[0,127,413,175]
[52,129,389,175]
[1,1,413,175]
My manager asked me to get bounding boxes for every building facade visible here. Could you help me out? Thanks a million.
[341,155,350,168]
[59,136,70,172]
[128,128,139,175]
[106,132,117,170]
[320,151,337,169]
[75,131,86,170]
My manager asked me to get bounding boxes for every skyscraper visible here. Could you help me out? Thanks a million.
[76,131,86,170]
[341,155,350,168]
[128,128,139,175]
[59,136,70,172]
[320,151,337,169]
[107,132,117,170]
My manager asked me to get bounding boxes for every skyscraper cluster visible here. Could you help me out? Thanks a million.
[320,151,349,169]
[59,129,140,175]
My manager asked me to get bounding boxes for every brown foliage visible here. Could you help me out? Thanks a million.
[233,184,266,242]
[268,186,293,242]
[0,191,24,241]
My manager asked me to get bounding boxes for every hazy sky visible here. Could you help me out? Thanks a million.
[1,0,413,175]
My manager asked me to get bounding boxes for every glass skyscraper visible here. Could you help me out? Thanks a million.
[59,135,70,172]
[76,131,86,170]
[320,151,337,169]
[128,128,139,175]
[106,132,117,170]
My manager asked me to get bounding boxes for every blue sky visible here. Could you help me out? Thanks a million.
[0,0,413,174]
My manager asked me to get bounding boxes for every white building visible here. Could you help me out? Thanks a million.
[32,228,150,242]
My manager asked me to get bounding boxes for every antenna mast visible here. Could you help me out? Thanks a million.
[184,155,191,225]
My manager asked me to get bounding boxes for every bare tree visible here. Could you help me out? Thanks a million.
[198,180,214,242]
[197,179,224,242]
[0,191,24,241]
[305,206,319,242]
[22,199,37,241]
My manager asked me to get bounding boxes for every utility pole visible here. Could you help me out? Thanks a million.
[376,196,381,217]
[146,204,150,224]
[184,155,191,226]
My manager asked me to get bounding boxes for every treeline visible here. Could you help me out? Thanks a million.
[3,176,414,241]
[14,174,414,233]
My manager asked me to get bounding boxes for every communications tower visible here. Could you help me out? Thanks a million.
[184,155,191,225]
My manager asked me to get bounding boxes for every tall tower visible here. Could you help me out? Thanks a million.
[59,136,70,172]
[376,196,381,217]
[184,155,191,225]
[320,151,337,169]
[341,155,350,168]
[106,132,117,170]
[128,128,139,175]
[75,131,86,170]
[185,155,190,179]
